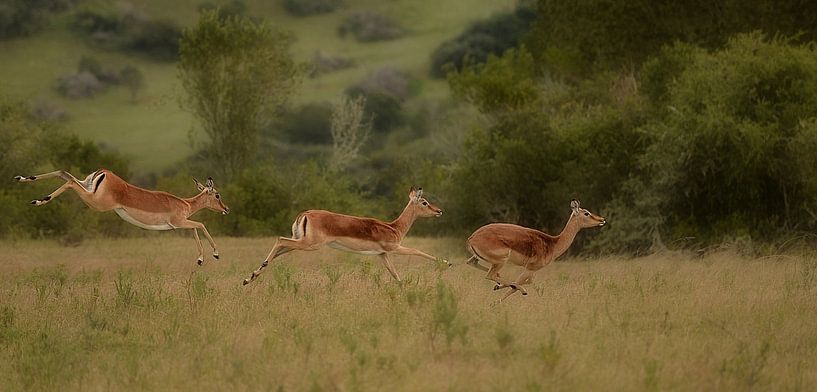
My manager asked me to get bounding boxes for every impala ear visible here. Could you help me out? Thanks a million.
[206,177,214,189]
[416,187,424,200]
[570,199,580,212]
[409,186,418,200]
[193,178,205,191]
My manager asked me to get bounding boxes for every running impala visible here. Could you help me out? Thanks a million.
[243,187,447,285]
[466,199,606,303]
[15,169,229,265]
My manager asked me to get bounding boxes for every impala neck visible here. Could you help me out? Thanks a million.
[551,214,582,260]
[184,191,209,217]
[389,201,419,239]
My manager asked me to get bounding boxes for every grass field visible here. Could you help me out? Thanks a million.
[0,0,511,174]
[1,236,816,390]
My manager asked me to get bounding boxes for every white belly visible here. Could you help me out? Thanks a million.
[327,241,383,255]
[114,208,174,231]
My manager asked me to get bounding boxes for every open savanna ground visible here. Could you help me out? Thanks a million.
[1,237,816,390]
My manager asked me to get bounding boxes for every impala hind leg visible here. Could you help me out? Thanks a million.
[465,255,489,272]
[243,237,320,285]
[379,253,401,282]
[18,170,94,206]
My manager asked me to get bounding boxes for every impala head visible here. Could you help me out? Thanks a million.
[409,186,443,217]
[194,177,230,215]
[570,199,606,228]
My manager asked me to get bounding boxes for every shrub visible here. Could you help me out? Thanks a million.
[346,67,412,132]
[55,72,104,99]
[126,19,181,61]
[282,0,342,17]
[310,51,353,77]
[338,11,402,42]
[430,5,536,77]
[0,0,65,38]
[277,102,334,144]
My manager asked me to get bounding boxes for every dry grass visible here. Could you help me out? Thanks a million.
[1,236,816,391]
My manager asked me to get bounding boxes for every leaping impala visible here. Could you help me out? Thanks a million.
[14,169,229,265]
[243,187,448,285]
[466,199,606,303]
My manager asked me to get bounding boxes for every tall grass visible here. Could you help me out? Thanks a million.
[0,237,815,390]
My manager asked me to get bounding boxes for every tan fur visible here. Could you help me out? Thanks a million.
[16,169,229,265]
[466,200,606,303]
[243,187,446,285]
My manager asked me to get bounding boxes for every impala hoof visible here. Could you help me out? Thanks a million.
[213,253,219,260]
[15,175,35,182]
[197,258,204,266]
[242,278,250,286]
[493,284,501,291]
[522,292,528,296]
[509,284,519,290]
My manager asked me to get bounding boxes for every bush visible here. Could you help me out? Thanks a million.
[346,67,413,132]
[430,5,536,77]
[310,51,353,77]
[0,0,65,38]
[277,103,334,144]
[338,11,402,42]
[55,72,104,99]
[282,0,342,16]
[126,19,181,61]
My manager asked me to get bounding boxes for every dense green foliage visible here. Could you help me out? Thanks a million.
[531,0,817,78]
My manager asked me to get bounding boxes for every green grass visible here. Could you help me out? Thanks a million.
[1,237,816,390]
[0,0,511,175]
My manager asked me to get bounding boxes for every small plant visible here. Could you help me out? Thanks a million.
[430,280,468,349]
[271,263,299,294]
[538,330,562,373]
[322,265,343,292]
[494,313,514,351]
[114,270,138,307]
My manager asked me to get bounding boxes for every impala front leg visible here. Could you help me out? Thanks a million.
[243,237,317,285]
[192,229,205,266]
[178,220,219,265]
[393,246,450,267]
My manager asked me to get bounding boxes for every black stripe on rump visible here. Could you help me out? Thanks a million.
[93,173,106,193]
[302,216,308,238]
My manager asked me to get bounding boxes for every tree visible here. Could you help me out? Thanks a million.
[178,10,299,178]
[329,96,370,172]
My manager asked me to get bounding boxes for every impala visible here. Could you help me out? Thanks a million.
[466,199,606,303]
[15,169,229,265]
[243,187,447,285]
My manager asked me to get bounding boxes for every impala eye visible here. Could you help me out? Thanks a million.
[584,212,590,216]
[422,201,428,206]
[215,194,220,199]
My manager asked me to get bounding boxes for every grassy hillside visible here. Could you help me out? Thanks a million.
[1,237,816,390]
[0,0,511,174]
